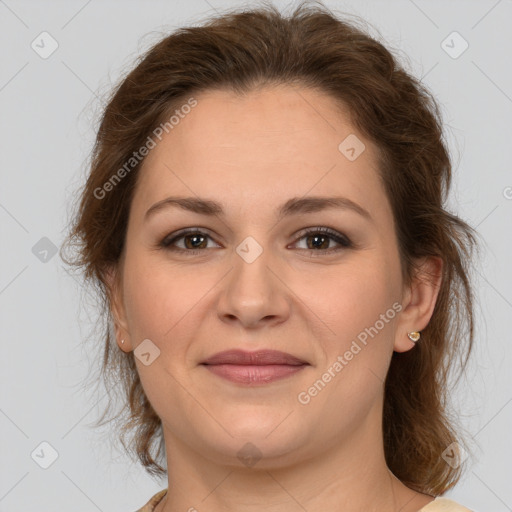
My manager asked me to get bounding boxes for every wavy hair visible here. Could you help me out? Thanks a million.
[62,0,479,494]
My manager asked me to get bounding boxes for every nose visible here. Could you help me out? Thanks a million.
[216,244,291,330]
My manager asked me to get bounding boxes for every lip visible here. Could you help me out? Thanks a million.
[201,349,309,385]
[201,349,308,366]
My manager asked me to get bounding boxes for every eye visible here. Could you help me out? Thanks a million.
[160,229,220,255]
[291,227,352,254]
[160,226,352,256]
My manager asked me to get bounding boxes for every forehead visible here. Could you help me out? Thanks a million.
[149,85,363,163]
[132,85,392,227]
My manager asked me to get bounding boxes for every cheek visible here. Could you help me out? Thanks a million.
[300,262,399,396]
[297,258,397,340]
[122,253,213,344]
[122,256,171,343]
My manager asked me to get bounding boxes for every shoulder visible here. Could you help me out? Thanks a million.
[132,491,474,512]
[420,497,474,512]
[134,489,168,512]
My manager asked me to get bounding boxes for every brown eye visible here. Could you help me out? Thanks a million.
[292,227,352,253]
[160,226,352,256]
[161,229,219,253]
[182,233,208,250]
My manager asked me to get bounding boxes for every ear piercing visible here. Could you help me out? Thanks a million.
[407,331,421,343]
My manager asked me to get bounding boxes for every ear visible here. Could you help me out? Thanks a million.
[105,264,133,352]
[394,256,443,353]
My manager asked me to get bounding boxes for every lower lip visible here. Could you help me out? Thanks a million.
[202,364,307,385]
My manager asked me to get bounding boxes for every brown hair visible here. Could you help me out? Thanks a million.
[62,0,480,494]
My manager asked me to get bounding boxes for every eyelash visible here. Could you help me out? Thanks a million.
[159,227,353,256]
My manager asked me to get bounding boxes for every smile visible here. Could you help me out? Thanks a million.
[201,363,308,385]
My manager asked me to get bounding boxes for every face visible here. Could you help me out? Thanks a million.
[110,85,428,468]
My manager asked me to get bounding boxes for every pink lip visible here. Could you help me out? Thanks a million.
[201,349,309,385]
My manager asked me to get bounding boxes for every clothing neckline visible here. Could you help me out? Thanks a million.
[147,490,442,511]
[145,489,167,512]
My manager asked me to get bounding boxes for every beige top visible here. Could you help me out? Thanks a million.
[135,490,473,511]
[420,497,473,511]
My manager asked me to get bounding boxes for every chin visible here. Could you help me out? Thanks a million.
[207,436,308,471]
[191,414,310,468]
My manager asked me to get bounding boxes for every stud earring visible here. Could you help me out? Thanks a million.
[407,331,421,343]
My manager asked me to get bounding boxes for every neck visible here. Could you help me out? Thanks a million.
[155,403,433,512]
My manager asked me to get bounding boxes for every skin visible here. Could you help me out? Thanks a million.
[108,85,443,512]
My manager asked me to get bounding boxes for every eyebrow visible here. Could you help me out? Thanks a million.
[144,195,372,222]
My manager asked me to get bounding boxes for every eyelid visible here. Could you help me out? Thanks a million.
[160,226,353,255]
[161,227,221,249]
[291,226,352,248]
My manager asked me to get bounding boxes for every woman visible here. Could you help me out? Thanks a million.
[63,2,479,511]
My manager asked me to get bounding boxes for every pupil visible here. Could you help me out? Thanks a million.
[186,234,205,249]
[183,234,331,250]
[309,235,328,249]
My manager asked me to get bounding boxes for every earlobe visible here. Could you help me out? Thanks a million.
[112,319,133,353]
[393,256,443,353]
[105,265,133,352]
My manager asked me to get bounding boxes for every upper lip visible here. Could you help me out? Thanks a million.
[201,349,308,366]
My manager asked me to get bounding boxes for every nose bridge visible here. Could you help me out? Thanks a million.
[217,232,290,327]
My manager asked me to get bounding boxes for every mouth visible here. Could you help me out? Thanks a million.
[200,349,310,385]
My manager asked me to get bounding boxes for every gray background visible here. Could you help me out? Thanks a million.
[1,0,511,511]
